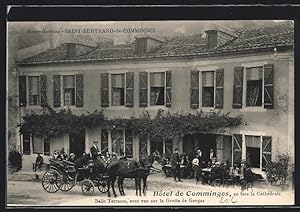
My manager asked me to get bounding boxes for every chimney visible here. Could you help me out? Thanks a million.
[66,43,76,58]
[205,26,237,49]
[135,36,163,55]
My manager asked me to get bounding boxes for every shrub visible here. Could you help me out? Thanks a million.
[266,154,289,185]
[8,150,22,172]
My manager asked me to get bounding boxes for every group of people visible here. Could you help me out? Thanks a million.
[164,148,253,188]
[47,140,124,167]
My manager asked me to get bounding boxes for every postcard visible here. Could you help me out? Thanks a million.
[7,19,295,207]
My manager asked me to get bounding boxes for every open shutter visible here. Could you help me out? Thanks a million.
[75,74,84,107]
[125,130,133,158]
[165,71,172,107]
[100,129,109,154]
[139,134,148,157]
[165,139,173,157]
[233,67,243,108]
[101,73,109,107]
[190,70,199,109]
[232,134,242,165]
[125,72,134,107]
[215,69,224,109]
[139,72,148,107]
[19,75,27,107]
[53,75,61,107]
[262,136,272,170]
[40,75,47,107]
[263,64,274,109]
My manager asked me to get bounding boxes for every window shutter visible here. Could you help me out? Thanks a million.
[101,73,109,107]
[232,134,242,165]
[215,69,224,109]
[125,130,133,158]
[233,67,243,108]
[125,72,134,107]
[40,75,47,107]
[165,71,172,107]
[190,70,199,109]
[19,76,27,107]
[139,134,148,157]
[263,64,274,109]
[100,129,109,154]
[139,72,148,107]
[53,75,61,107]
[75,74,84,107]
[262,136,272,170]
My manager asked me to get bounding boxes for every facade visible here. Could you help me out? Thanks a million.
[13,22,294,173]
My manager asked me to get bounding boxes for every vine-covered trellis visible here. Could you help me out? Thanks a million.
[18,106,243,140]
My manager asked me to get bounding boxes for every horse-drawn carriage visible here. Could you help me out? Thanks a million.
[41,158,109,196]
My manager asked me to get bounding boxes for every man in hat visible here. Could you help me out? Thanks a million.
[68,153,76,163]
[90,140,100,160]
[170,147,183,182]
[35,153,44,171]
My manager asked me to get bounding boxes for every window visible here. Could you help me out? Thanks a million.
[139,71,171,107]
[233,64,274,109]
[234,134,272,170]
[63,75,75,106]
[190,69,224,109]
[150,72,165,106]
[246,67,263,107]
[202,71,215,107]
[111,74,125,106]
[28,76,40,105]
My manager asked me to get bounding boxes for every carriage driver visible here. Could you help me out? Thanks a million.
[90,140,100,160]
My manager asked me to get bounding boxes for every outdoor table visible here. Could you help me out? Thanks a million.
[163,164,186,177]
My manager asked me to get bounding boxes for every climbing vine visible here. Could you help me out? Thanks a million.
[18,107,243,139]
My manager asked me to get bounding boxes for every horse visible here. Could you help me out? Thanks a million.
[106,153,161,197]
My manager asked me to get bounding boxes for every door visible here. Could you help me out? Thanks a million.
[22,132,31,155]
[150,136,163,155]
[69,130,85,158]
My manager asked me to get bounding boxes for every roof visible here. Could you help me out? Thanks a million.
[18,22,294,65]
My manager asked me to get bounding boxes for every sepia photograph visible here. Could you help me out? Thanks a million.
[6,20,295,207]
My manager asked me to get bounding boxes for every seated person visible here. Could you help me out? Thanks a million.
[230,163,241,183]
[52,150,59,159]
[68,153,76,163]
[210,162,223,183]
[240,162,253,190]
[35,153,44,171]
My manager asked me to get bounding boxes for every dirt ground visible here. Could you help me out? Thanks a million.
[6,173,294,207]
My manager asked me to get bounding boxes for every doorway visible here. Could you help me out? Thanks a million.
[183,133,216,164]
[246,147,260,168]
[150,136,163,155]
[69,130,85,159]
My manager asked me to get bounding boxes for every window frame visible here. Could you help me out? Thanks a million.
[240,62,269,112]
[200,70,216,109]
[62,75,76,107]
[25,74,42,108]
[243,66,265,109]
[28,76,40,106]
[146,69,169,109]
[110,73,126,107]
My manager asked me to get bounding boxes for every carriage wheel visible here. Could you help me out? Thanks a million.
[81,179,94,196]
[97,178,109,193]
[59,174,75,192]
[42,170,62,193]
